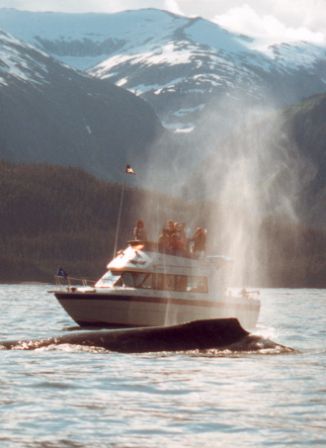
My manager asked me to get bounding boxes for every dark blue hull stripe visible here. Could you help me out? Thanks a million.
[55,293,258,310]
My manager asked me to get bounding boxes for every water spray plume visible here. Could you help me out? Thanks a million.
[208,105,309,288]
[131,94,313,289]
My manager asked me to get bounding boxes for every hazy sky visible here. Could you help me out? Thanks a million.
[0,0,325,45]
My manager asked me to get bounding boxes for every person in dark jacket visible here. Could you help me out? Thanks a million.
[191,227,206,257]
[133,219,147,241]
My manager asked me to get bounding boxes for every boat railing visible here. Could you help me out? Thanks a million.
[54,275,96,290]
[225,288,260,300]
[128,240,205,259]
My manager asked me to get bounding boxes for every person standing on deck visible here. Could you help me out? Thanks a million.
[191,227,207,257]
[133,219,147,241]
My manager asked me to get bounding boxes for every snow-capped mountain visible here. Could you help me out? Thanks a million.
[0,29,164,181]
[0,30,52,87]
[0,8,325,132]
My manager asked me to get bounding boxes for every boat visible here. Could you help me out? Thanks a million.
[53,240,261,330]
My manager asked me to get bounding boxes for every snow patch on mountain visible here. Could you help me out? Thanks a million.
[152,78,184,95]
[162,119,194,132]
[0,8,188,55]
[269,42,326,69]
[116,77,128,87]
[93,41,195,79]
[129,83,162,95]
[1,8,326,131]
[0,30,49,86]
[174,105,205,117]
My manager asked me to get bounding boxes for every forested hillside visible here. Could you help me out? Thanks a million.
[0,162,195,282]
[0,162,325,286]
[282,93,326,226]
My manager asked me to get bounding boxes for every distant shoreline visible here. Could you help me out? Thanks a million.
[0,281,50,285]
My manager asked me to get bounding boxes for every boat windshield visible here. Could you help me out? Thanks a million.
[96,271,122,287]
[96,270,151,288]
[121,272,151,288]
[97,269,208,292]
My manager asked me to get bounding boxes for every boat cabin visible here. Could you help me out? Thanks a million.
[95,240,229,297]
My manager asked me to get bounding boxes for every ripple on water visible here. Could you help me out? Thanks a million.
[0,286,325,447]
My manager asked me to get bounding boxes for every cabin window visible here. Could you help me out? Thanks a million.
[98,271,122,287]
[175,275,188,291]
[102,270,208,293]
[134,273,151,288]
[121,272,134,287]
[164,274,175,291]
[141,273,153,289]
[121,272,153,289]
[187,276,208,293]
[153,273,162,290]
[152,274,207,293]
[153,274,175,291]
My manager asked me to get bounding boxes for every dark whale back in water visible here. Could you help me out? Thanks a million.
[0,318,292,353]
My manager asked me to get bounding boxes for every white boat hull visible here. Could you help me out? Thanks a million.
[55,290,260,330]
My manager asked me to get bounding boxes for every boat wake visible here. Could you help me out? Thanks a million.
[0,318,294,354]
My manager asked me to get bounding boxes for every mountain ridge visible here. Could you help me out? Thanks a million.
[0,10,325,230]
[1,8,325,130]
[0,28,165,183]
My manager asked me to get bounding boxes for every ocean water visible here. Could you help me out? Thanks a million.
[0,285,325,448]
